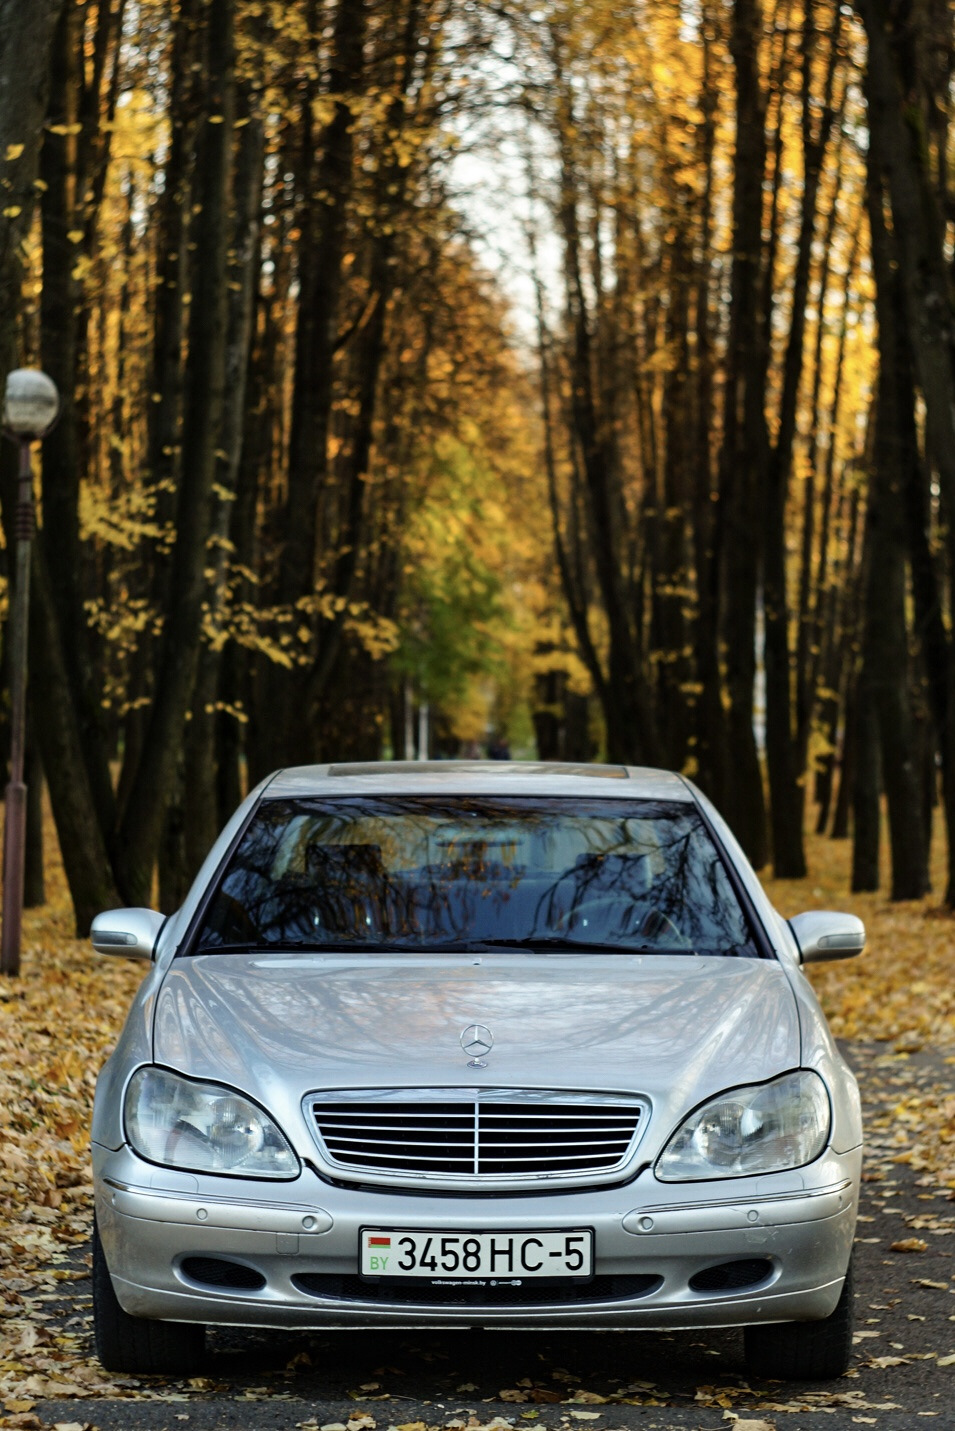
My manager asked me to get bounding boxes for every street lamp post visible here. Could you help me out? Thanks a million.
[1,369,59,977]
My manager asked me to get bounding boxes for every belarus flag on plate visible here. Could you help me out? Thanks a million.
[368,1235,391,1248]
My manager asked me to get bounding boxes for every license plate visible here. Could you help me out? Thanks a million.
[360,1228,593,1279]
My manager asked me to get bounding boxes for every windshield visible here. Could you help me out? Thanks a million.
[189,796,761,957]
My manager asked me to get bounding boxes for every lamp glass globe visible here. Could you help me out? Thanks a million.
[2,369,60,439]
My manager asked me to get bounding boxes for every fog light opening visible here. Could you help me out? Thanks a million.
[179,1256,266,1291]
[688,1257,774,1294]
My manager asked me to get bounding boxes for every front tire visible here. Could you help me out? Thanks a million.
[92,1219,206,1375]
[743,1254,854,1381]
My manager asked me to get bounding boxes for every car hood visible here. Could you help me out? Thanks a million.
[153,953,801,1161]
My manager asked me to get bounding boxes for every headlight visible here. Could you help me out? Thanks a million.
[124,1067,299,1179]
[656,1070,830,1181]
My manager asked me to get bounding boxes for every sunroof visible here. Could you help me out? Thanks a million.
[327,761,629,779]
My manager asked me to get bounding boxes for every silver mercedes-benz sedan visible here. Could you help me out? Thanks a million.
[90,762,864,1381]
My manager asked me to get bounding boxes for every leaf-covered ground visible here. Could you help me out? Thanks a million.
[2,820,955,1429]
[0,854,144,1417]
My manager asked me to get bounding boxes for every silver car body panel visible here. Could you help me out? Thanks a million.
[92,761,862,1332]
[147,952,801,1169]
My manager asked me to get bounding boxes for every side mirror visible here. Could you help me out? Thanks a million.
[789,910,865,965]
[91,907,165,961]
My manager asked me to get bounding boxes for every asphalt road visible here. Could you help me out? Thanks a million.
[24,1041,955,1431]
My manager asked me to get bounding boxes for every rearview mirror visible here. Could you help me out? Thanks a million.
[789,910,865,964]
[91,907,165,961]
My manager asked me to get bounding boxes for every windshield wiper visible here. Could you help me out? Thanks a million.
[194,936,696,955]
[195,939,422,954]
[452,936,666,954]
[193,940,297,954]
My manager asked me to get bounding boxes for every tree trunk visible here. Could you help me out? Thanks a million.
[113,0,235,904]
[256,0,368,771]
[304,1,436,743]
[0,0,120,932]
[158,762,188,913]
[23,744,44,908]
[831,678,855,840]
[218,275,273,814]
[39,0,118,844]
[0,0,64,379]
[0,0,64,922]
[117,0,202,829]
[654,222,693,773]
[851,681,881,891]
[855,0,955,895]
[763,2,842,878]
[717,0,769,865]
[183,98,265,875]
[689,13,726,808]
[552,68,656,765]
[863,134,930,898]
[28,546,120,931]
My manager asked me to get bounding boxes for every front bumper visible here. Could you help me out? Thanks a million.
[92,1142,860,1331]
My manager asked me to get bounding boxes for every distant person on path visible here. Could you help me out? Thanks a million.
[487,733,511,760]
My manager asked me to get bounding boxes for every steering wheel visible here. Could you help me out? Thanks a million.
[553,895,692,949]
[636,907,686,944]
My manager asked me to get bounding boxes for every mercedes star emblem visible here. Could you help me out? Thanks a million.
[461,1023,493,1067]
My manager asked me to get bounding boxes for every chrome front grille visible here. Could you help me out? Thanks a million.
[306,1089,646,1189]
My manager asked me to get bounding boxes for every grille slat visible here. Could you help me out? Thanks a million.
[323,1150,475,1161]
[310,1092,643,1184]
[320,1117,469,1130]
[326,1135,476,1149]
[480,1113,637,1123]
[478,1137,633,1149]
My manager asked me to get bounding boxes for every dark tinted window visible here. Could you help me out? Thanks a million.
[191,797,761,957]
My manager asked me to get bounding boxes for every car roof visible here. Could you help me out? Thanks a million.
[261,761,694,803]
